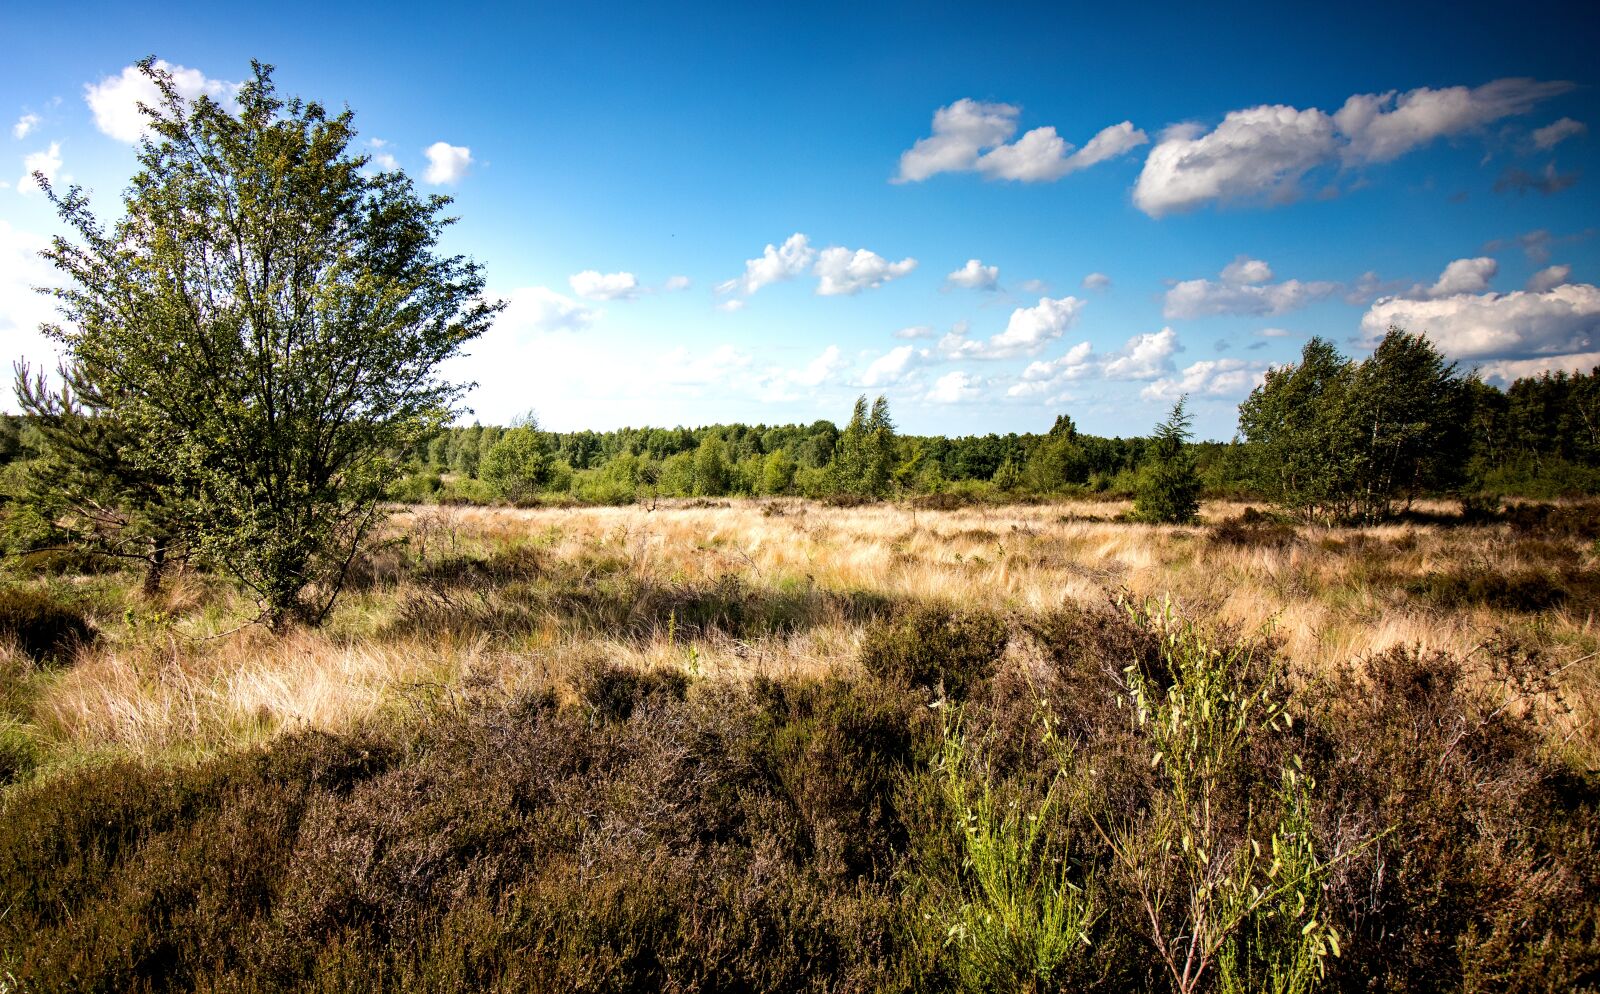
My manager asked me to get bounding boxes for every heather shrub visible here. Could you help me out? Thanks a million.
[753,676,926,880]
[1404,567,1577,613]
[1209,507,1301,549]
[576,658,690,721]
[859,604,1010,697]
[1302,644,1600,993]
[0,587,94,665]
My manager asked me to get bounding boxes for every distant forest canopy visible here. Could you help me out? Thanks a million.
[3,334,1598,516]
[365,336,1599,507]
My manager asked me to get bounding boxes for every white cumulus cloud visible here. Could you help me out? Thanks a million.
[926,370,981,404]
[1134,78,1571,216]
[1019,341,1096,384]
[1164,259,1337,318]
[663,275,691,291]
[498,286,598,335]
[1134,107,1337,216]
[946,258,1000,291]
[1476,351,1600,384]
[85,61,238,143]
[1416,257,1498,298]
[1220,257,1273,285]
[716,232,816,297]
[943,295,1084,359]
[1081,272,1112,291]
[1015,328,1181,395]
[1103,327,1180,380]
[1335,79,1575,163]
[1527,264,1572,292]
[814,246,917,296]
[568,270,639,301]
[897,99,1018,182]
[12,113,39,140]
[17,142,62,194]
[790,345,849,387]
[897,99,1145,183]
[424,142,472,185]
[1142,358,1268,400]
[1360,283,1600,362]
[860,344,930,387]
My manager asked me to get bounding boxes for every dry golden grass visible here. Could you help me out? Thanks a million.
[7,498,1597,771]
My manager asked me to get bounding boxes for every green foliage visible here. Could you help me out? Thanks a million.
[1239,337,1363,520]
[1,592,1594,991]
[6,364,190,594]
[1240,331,1472,521]
[1133,398,1202,523]
[937,715,1099,992]
[758,449,797,495]
[831,395,899,498]
[481,419,554,504]
[858,604,1009,697]
[692,433,731,496]
[1024,419,1091,493]
[33,60,497,626]
[1105,599,1344,994]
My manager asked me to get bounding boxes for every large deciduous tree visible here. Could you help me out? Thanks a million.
[1239,330,1468,521]
[33,58,500,627]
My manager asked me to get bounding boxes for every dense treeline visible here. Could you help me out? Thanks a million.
[357,335,1600,510]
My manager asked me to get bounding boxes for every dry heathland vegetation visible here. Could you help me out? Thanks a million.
[3,498,1598,992]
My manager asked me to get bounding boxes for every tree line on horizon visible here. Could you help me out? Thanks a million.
[368,340,1599,515]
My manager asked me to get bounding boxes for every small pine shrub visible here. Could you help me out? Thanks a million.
[858,604,1009,697]
[1132,399,1203,524]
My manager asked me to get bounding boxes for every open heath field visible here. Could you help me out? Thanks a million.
[6,499,1598,772]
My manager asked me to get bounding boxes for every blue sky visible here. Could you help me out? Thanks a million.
[1,1,1596,439]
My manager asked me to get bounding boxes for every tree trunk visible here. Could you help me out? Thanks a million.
[141,540,167,597]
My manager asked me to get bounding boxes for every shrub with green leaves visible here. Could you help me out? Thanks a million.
[936,713,1099,991]
[1102,599,1346,994]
